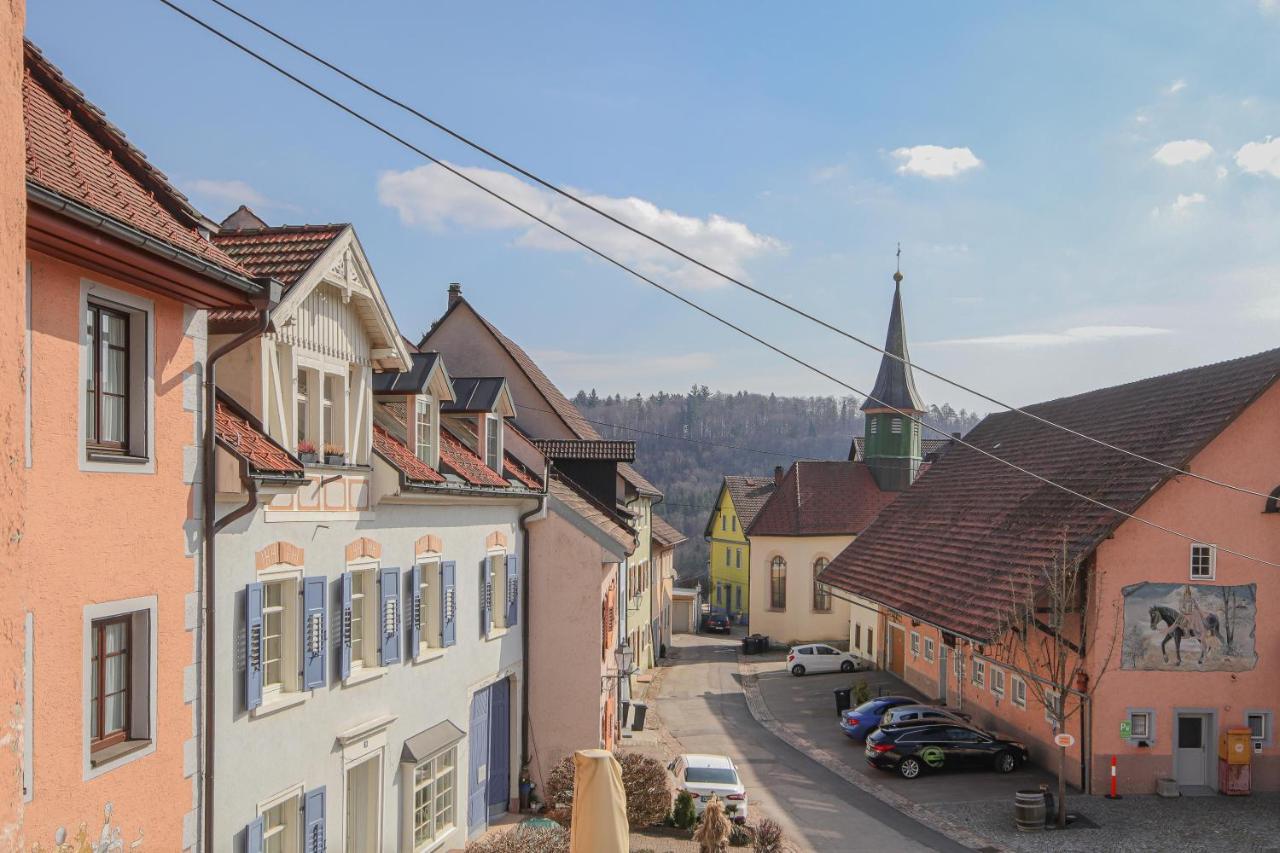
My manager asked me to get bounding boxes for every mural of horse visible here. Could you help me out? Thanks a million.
[1149,605,1223,665]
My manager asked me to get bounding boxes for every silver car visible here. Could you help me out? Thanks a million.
[879,704,971,728]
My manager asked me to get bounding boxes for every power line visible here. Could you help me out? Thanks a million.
[155,0,1280,570]
[195,0,1276,505]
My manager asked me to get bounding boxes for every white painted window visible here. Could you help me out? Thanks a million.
[407,745,457,850]
[1012,675,1027,708]
[972,658,986,688]
[485,414,502,472]
[349,567,378,671]
[415,395,435,466]
[924,637,935,663]
[1247,712,1269,746]
[261,790,300,853]
[488,553,508,630]
[910,631,920,658]
[296,369,312,448]
[1190,543,1216,580]
[262,579,299,695]
[991,667,1006,697]
[419,559,442,653]
[322,373,344,456]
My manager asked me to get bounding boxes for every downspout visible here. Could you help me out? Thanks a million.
[518,465,549,780]
[201,289,277,853]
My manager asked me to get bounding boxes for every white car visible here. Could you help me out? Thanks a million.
[787,643,868,676]
[668,754,749,823]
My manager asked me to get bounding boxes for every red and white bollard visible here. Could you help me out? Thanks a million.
[1105,755,1122,799]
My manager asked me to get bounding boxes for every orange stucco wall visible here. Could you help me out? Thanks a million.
[22,253,197,849]
[1,1,27,847]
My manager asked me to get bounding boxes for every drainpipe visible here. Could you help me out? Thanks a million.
[201,285,278,853]
[518,464,549,782]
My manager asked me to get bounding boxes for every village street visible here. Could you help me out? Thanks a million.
[647,632,968,852]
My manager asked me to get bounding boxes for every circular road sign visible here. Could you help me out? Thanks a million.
[1054,733,1076,748]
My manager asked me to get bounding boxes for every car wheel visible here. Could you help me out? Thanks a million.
[840,660,855,673]
[791,664,805,676]
[898,757,921,779]
[995,751,1017,774]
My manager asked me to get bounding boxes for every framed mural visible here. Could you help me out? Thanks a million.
[1121,582,1256,672]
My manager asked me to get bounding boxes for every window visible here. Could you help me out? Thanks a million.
[322,373,342,453]
[410,746,457,850]
[85,304,129,450]
[485,415,501,471]
[769,557,786,609]
[725,546,731,566]
[348,568,378,672]
[488,553,509,630]
[80,286,153,469]
[262,580,291,692]
[1247,712,1270,748]
[1190,543,1216,580]
[867,629,873,655]
[855,624,862,650]
[910,632,920,658]
[972,658,985,688]
[84,599,155,776]
[731,516,737,532]
[891,417,903,434]
[735,548,741,569]
[415,396,435,465]
[1128,709,1152,741]
[991,667,1005,697]
[869,419,878,435]
[953,650,964,679]
[416,559,454,654]
[90,616,130,751]
[296,369,311,446]
[1012,675,1027,708]
[812,558,831,612]
[721,514,726,532]
[262,793,298,853]
[924,637,935,663]
[735,586,742,611]
[1044,690,1060,725]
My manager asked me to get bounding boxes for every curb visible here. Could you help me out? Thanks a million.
[737,652,1014,853]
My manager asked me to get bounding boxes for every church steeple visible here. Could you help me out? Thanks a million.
[861,259,926,491]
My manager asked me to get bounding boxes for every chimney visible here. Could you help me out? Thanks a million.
[447,282,462,307]
[774,465,784,485]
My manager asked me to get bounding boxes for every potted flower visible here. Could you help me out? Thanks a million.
[296,439,317,464]
[323,443,346,466]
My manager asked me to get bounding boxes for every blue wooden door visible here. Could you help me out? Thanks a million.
[487,679,511,816]
[468,688,490,835]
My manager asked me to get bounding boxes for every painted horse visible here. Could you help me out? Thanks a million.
[1149,604,1223,665]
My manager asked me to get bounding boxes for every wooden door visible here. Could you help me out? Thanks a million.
[889,627,905,677]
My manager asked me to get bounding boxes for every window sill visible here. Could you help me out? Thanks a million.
[86,451,150,465]
[413,648,447,666]
[485,627,511,642]
[90,738,152,768]
[342,666,387,687]
[250,691,308,719]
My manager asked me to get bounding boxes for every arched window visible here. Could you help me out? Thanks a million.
[770,557,787,610]
[1266,486,1280,514]
[813,557,831,612]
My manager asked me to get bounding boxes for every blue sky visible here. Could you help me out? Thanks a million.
[28,1,1280,413]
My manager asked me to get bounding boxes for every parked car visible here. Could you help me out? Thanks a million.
[839,696,917,741]
[668,754,749,822]
[702,612,731,633]
[879,704,971,728]
[786,643,867,675]
[865,722,1029,779]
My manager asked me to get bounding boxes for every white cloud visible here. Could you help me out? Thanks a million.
[1260,0,1279,14]
[890,145,983,178]
[932,325,1172,348]
[1235,137,1280,177]
[1152,139,1213,166]
[377,163,782,289]
[1166,79,1187,95]
[1217,166,1229,179]
[811,164,848,183]
[1171,192,1207,213]
[1134,113,1150,125]
[184,178,296,212]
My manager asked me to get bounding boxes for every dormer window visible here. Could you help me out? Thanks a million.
[322,374,342,452]
[415,395,436,467]
[484,415,502,472]
[296,370,311,445]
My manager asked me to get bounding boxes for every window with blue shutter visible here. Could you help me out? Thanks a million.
[408,566,421,657]
[339,572,353,680]
[506,555,519,628]
[379,567,401,666]
[442,561,457,647]
[245,583,264,711]
[245,815,264,853]
[303,786,325,853]
[301,576,327,689]
[481,559,493,635]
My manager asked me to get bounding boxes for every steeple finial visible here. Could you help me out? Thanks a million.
[894,243,903,284]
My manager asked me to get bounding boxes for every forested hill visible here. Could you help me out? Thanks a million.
[571,388,983,582]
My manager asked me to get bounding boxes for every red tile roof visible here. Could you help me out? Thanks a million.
[533,439,636,461]
[214,395,303,477]
[440,429,509,488]
[372,423,446,485]
[23,42,247,275]
[747,461,898,537]
[211,223,345,286]
[821,347,1280,642]
[505,455,543,490]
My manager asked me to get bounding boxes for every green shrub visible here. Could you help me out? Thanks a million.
[852,679,872,706]
[673,790,697,829]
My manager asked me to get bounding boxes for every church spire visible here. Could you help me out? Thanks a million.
[862,257,924,414]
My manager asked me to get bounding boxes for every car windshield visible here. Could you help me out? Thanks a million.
[686,767,738,785]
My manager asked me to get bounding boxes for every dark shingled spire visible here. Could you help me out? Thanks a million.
[861,270,924,413]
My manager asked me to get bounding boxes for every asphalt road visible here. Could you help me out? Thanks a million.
[657,632,971,852]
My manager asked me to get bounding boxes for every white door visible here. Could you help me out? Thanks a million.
[345,754,381,852]
[1175,714,1207,787]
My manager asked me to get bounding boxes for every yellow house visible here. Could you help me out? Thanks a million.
[704,474,777,620]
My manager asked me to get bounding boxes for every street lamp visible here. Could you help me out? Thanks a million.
[614,638,636,678]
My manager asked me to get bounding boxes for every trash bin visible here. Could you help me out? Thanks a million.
[742,636,755,655]
[1014,789,1045,832]
[631,702,649,732]
[757,635,770,653]
[833,687,852,717]
[620,700,631,729]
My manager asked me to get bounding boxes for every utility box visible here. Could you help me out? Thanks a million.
[1221,728,1253,766]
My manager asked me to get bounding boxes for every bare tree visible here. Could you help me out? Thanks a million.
[1122,624,1146,669]
[993,537,1120,828]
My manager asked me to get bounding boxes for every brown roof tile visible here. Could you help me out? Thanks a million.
[533,439,636,461]
[372,423,446,485]
[652,514,687,548]
[549,473,635,552]
[821,347,1280,641]
[440,429,509,488]
[747,462,897,537]
[214,394,303,477]
[211,223,344,286]
[504,455,543,490]
[723,475,778,530]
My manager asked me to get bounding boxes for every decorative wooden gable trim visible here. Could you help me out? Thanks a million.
[345,536,382,563]
[485,531,508,551]
[256,541,305,571]
[415,534,443,556]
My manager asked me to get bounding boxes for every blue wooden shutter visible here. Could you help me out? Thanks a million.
[301,576,327,689]
[379,567,401,666]
[245,815,264,853]
[408,565,422,657]
[244,582,263,711]
[506,554,519,627]
[481,559,492,635]
[339,572,353,680]
[441,561,457,647]
[303,786,326,853]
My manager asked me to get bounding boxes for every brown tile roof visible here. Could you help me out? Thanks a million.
[23,42,247,275]
[214,394,303,477]
[747,462,898,537]
[372,423,446,485]
[439,429,509,488]
[505,455,543,490]
[651,514,688,548]
[533,439,636,462]
[549,473,635,552]
[821,347,1280,642]
[211,222,345,286]
[723,475,778,530]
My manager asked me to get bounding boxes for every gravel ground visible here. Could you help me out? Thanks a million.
[927,792,1280,852]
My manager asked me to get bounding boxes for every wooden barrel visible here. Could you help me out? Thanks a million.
[1014,789,1046,832]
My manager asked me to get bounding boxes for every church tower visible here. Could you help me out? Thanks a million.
[861,266,925,491]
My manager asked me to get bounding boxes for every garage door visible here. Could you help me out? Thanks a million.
[673,601,692,633]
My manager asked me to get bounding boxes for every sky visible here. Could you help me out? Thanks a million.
[27,1,1280,414]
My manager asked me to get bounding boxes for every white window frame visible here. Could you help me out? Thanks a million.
[322,371,346,458]
[77,280,155,474]
[403,744,458,851]
[296,366,313,450]
[258,783,303,853]
[347,562,381,675]
[260,575,300,700]
[923,637,935,663]
[82,596,157,780]
[487,551,509,632]
[415,395,437,468]
[484,414,502,472]
[417,556,444,658]
[910,631,920,658]
[991,667,1006,697]
[1012,675,1027,708]
[1190,543,1216,580]
[1246,710,1272,748]
[972,658,986,688]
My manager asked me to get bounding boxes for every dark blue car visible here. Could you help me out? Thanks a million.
[839,696,917,742]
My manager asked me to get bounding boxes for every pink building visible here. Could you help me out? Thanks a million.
[19,43,267,849]
[824,348,1280,795]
